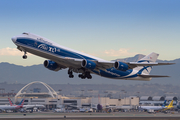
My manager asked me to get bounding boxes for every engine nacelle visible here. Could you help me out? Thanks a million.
[114,61,129,71]
[44,60,61,71]
[81,59,96,70]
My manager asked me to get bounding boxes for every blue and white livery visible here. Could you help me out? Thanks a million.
[11,33,174,80]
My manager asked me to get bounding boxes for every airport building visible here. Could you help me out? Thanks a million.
[139,96,178,106]
[0,81,178,110]
[0,81,139,110]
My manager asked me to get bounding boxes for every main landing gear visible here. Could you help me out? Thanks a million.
[22,51,27,59]
[68,69,92,79]
[68,69,74,78]
[78,71,92,79]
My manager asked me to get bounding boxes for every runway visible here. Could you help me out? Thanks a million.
[0,112,180,120]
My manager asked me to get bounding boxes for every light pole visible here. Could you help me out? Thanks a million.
[88,89,93,107]
[81,90,84,97]
[2,88,5,93]
[11,90,14,96]
[137,92,140,98]
[121,90,124,99]
[124,91,127,105]
[104,91,108,107]
[58,89,62,95]
[88,89,93,97]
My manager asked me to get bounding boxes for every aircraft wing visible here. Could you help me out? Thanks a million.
[94,61,114,70]
[54,56,174,71]
[55,57,115,70]
[89,61,174,70]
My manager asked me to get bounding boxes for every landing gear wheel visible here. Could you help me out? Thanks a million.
[87,75,92,79]
[22,55,27,59]
[78,74,85,79]
[78,71,92,79]
[69,75,74,78]
[85,72,92,79]
[81,76,86,79]
[68,69,74,78]
[78,74,82,78]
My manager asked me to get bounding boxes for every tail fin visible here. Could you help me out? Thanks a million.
[134,52,159,74]
[168,100,174,107]
[18,99,25,106]
[138,52,159,63]
[162,100,167,107]
[8,98,13,106]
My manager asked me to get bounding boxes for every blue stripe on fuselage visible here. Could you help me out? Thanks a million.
[16,38,96,60]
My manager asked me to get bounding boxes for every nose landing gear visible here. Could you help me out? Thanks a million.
[22,51,27,59]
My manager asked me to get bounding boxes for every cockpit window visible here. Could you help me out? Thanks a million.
[22,32,29,35]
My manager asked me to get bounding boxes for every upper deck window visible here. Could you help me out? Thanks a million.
[22,32,29,35]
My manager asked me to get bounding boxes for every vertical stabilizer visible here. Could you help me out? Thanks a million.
[168,100,174,107]
[18,99,25,105]
[134,52,159,74]
[8,98,13,106]
[162,100,167,107]
[138,52,159,62]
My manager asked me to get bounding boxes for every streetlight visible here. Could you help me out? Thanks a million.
[124,91,127,105]
[88,89,93,108]
[0,88,2,96]
[81,90,84,97]
[2,88,5,93]
[137,92,140,98]
[88,89,92,97]
[104,91,108,107]
[121,90,124,99]
[58,89,62,95]
[11,90,14,96]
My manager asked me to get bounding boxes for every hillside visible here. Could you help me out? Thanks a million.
[0,54,179,85]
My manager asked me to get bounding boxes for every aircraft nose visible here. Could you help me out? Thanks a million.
[11,36,17,42]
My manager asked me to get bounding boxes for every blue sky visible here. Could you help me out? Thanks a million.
[0,0,180,66]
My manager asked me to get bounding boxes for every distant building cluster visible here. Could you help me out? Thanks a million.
[0,81,178,110]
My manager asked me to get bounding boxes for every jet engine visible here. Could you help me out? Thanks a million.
[44,60,61,71]
[81,59,96,70]
[114,61,129,71]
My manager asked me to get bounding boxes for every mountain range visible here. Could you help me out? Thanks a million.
[0,54,179,85]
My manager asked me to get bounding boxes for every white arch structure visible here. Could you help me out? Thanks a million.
[15,81,58,98]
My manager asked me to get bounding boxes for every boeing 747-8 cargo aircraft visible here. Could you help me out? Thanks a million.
[11,32,174,80]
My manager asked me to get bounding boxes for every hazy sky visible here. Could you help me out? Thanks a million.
[0,0,180,66]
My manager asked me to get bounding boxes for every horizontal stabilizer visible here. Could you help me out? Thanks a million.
[138,74,170,78]
[129,62,175,66]
[127,62,175,69]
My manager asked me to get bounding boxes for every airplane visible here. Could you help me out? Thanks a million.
[139,100,174,113]
[8,98,45,113]
[139,100,167,111]
[11,32,174,80]
[65,104,94,112]
[0,99,24,113]
[163,100,174,111]
[53,107,66,113]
